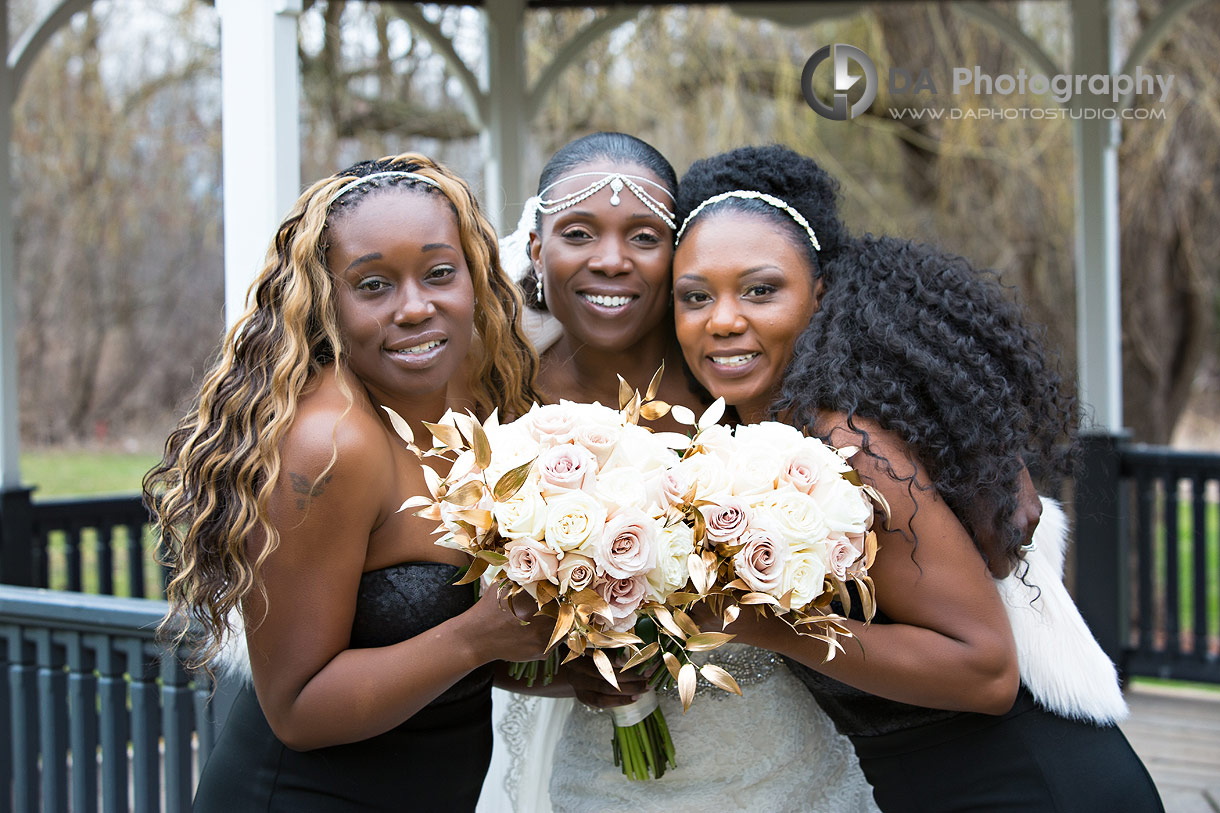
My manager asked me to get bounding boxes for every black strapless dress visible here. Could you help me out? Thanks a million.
[193,562,493,813]
[784,604,1164,813]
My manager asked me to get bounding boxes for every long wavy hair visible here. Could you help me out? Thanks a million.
[145,152,541,667]
[676,145,1077,573]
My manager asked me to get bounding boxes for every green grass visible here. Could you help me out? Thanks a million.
[21,449,160,498]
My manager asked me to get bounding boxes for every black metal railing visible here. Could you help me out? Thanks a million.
[1076,433,1220,684]
[0,585,231,813]
[30,495,160,598]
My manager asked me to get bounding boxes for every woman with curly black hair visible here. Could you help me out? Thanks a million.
[671,144,1162,812]
[147,153,553,811]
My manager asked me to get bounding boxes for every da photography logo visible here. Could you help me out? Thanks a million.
[802,44,877,121]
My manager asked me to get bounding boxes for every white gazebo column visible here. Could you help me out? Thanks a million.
[481,0,529,232]
[1072,0,1123,433]
[0,1,19,494]
[217,0,302,330]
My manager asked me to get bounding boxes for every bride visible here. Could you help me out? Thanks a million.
[477,132,878,812]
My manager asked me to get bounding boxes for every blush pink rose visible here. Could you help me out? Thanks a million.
[557,553,597,593]
[661,466,695,508]
[595,574,648,631]
[828,535,864,580]
[528,403,578,445]
[594,508,658,579]
[537,443,598,496]
[700,498,751,545]
[503,537,560,593]
[732,522,789,594]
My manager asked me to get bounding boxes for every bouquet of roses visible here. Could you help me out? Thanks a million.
[390,372,732,780]
[660,400,885,659]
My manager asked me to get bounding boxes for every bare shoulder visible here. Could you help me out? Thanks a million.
[278,367,395,488]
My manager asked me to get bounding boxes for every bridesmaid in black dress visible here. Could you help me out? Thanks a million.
[145,153,552,811]
[671,145,1163,812]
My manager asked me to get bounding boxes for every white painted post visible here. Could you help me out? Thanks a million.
[1072,0,1123,432]
[217,0,302,331]
[0,0,20,491]
[481,0,529,233]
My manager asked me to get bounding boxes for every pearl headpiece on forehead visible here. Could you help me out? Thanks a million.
[536,171,677,230]
[675,190,821,251]
[328,170,441,207]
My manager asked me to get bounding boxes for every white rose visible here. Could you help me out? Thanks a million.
[602,423,680,478]
[673,453,732,503]
[593,507,659,579]
[729,449,786,500]
[574,423,621,468]
[525,402,578,446]
[544,491,607,554]
[812,476,874,537]
[733,421,804,459]
[647,522,694,603]
[483,422,539,487]
[782,547,830,611]
[595,467,650,513]
[691,423,737,461]
[758,489,828,553]
[492,482,547,540]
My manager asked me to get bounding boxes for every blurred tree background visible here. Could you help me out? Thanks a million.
[11,0,1219,461]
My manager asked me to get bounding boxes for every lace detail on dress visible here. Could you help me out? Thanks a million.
[498,692,537,806]
[550,645,879,813]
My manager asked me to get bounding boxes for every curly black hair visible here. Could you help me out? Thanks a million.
[778,234,1079,571]
[675,143,850,273]
[675,145,1077,572]
[522,132,678,311]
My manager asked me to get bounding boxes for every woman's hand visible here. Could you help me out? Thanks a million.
[464,583,555,665]
[561,652,652,709]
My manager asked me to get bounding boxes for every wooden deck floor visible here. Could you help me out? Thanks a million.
[1121,682,1220,813]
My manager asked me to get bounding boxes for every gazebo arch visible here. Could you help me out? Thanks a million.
[0,0,1211,565]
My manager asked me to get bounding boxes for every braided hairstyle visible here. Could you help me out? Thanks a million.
[521,132,678,311]
[146,152,541,668]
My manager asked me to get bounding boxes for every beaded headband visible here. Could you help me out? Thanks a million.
[537,171,677,230]
[675,190,821,251]
[328,170,441,208]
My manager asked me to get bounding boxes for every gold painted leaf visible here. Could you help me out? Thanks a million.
[722,604,740,627]
[841,468,864,487]
[599,630,645,646]
[445,480,485,507]
[699,663,742,696]
[863,529,880,569]
[662,651,682,683]
[482,408,500,432]
[415,503,443,522]
[454,557,489,585]
[622,642,660,670]
[666,591,701,605]
[739,591,780,606]
[547,603,575,652]
[678,663,697,711]
[381,405,415,445]
[687,552,708,595]
[645,363,665,401]
[561,644,585,664]
[452,508,493,530]
[684,631,735,652]
[591,648,620,689]
[423,421,464,450]
[639,401,671,421]
[420,465,443,499]
[650,605,688,640]
[617,375,634,410]
[672,609,702,638]
[493,457,536,502]
[474,549,508,565]
[452,411,478,448]
[723,578,750,592]
[396,495,433,514]
[533,580,559,607]
[471,418,492,471]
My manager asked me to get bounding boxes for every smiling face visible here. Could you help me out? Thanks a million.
[529,161,675,353]
[327,188,475,409]
[673,211,821,423]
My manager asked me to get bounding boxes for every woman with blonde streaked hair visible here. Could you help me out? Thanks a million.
[146,152,552,811]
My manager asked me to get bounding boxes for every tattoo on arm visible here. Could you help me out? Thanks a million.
[289,473,334,510]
